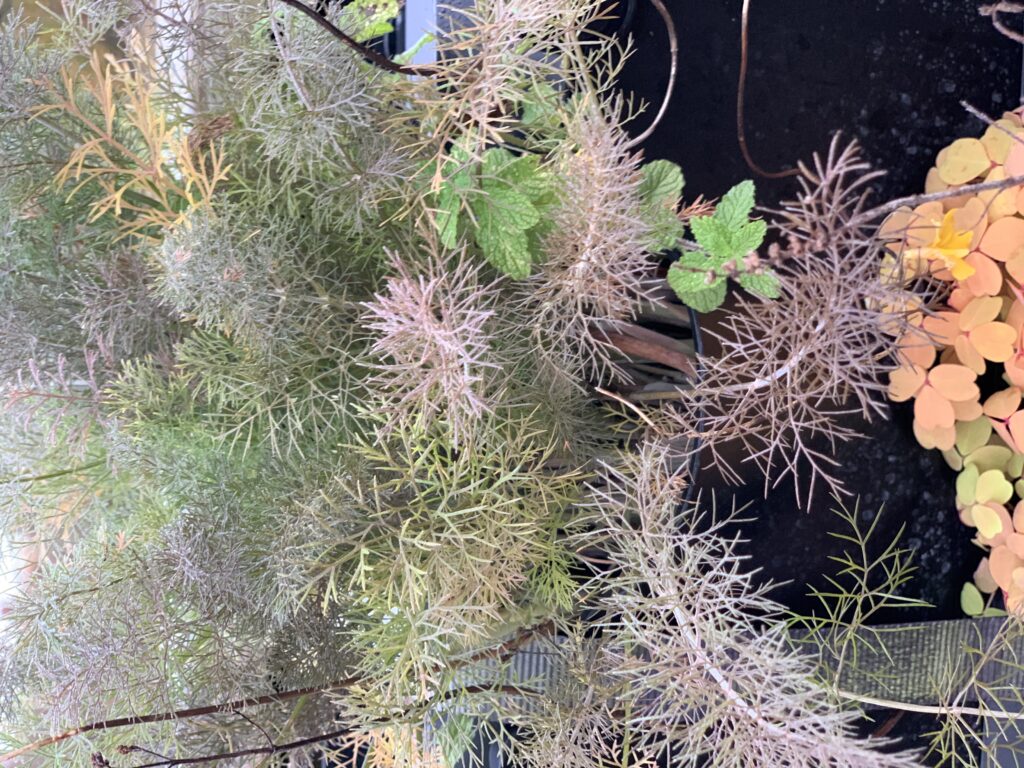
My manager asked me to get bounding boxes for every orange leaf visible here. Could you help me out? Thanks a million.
[1008,139,1024,177]
[978,167,1020,222]
[1007,354,1024,389]
[979,216,1024,262]
[982,121,1020,164]
[976,556,999,592]
[952,397,984,422]
[1007,251,1024,286]
[927,364,979,402]
[990,544,1024,591]
[922,312,960,346]
[954,334,986,374]
[888,365,926,402]
[1008,410,1024,452]
[913,419,956,451]
[970,322,1017,362]
[985,388,1023,419]
[963,252,1002,296]
[951,197,990,246]
[915,386,956,430]
[1008,533,1024,558]
[896,333,936,369]
[959,296,1003,330]
[1014,500,1024,532]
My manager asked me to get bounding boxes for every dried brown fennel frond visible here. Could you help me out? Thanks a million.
[654,137,929,502]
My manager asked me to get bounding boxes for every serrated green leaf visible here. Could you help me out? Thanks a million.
[476,211,532,278]
[738,271,780,299]
[732,219,767,256]
[667,256,714,295]
[640,159,685,207]
[667,264,727,312]
[433,152,476,248]
[961,582,985,616]
[482,147,517,179]
[495,156,552,200]
[436,186,461,248]
[689,215,731,261]
[679,282,727,313]
[521,82,561,127]
[690,213,766,263]
[716,179,756,231]
[640,198,684,252]
[476,187,539,231]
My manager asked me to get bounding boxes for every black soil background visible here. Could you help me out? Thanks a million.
[619,1,1022,622]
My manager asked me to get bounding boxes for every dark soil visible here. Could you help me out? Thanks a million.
[618,0,1023,621]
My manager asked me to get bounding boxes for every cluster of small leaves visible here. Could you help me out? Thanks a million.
[667,180,779,312]
[883,109,1024,613]
[434,145,557,278]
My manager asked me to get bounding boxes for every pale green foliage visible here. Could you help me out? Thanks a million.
[668,180,778,312]
[434,147,556,278]
[638,158,686,251]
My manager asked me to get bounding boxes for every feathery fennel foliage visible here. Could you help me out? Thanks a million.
[0,0,959,766]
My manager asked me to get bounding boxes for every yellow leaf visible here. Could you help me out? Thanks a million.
[977,469,1014,505]
[974,503,1007,540]
[937,138,992,185]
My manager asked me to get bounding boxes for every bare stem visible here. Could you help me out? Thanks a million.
[836,690,1024,721]
[271,0,436,77]
[624,0,677,150]
[855,172,1024,224]
[737,0,799,179]
[980,2,1024,44]
[0,620,555,764]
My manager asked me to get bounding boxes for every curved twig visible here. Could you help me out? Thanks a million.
[624,0,678,149]
[980,2,1024,44]
[272,0,436,77]
[737,0,800,179]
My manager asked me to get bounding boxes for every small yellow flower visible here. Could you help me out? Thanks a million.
[917,210,975,281]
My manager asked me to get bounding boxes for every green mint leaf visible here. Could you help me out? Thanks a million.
[433,152,476,248]
[645,208,685,252]
[436,186,461,248]
[482,147,517,179]
[674,280,727,313]
[666,253,713,293]
[494,155,552,201]
[715,179,756,231]
[737,271,780,299]
[667,258,727,312]
[476,187,539,232]
[521,82,561,128]
[639,159,685,207]
[732,219,767,257]
[476,214,532,278]
[689,215,731,260]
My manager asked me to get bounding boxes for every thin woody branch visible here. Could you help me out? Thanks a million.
[0,620,555,764]
[102,685,541,768]
[271,0,436,77]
